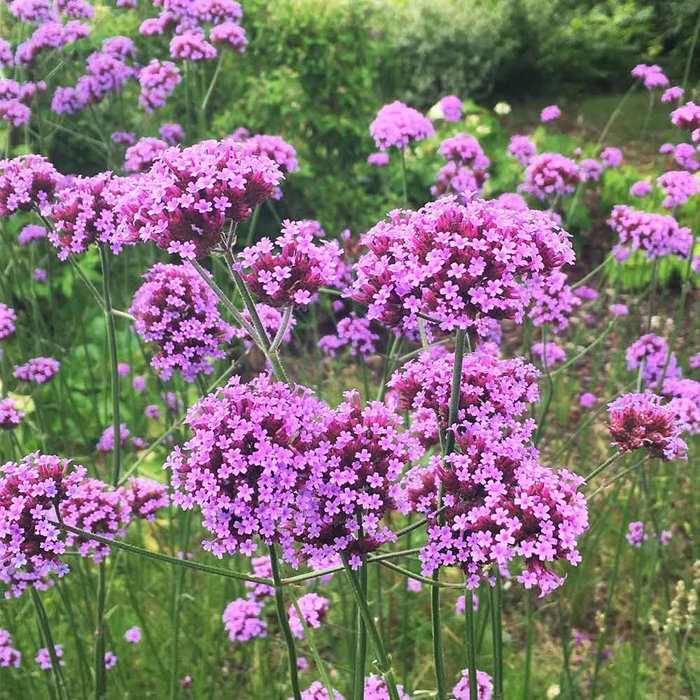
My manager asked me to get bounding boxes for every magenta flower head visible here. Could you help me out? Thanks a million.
[288,593,329,639]
[295,682,344,700]
[436,133,490,191]
[0,303,17,340]
[580,392,597,409]
[352,195,574,337]
[540,105,561,122]
[529,270,581,333]
[0,398,25,431]
[130,262,233,382]
[663,378,700,435]
[104,652,117,670]
[367,152,389,167]
[609,205,691,260]
[626,521,647,547]
[673,143,699,172]
[626,334,680,388]
[520,152,580,200]
[209,22,247,52]
[124,477,169,521]
[228,133,299,175]
[124,137,168,173]
[607,393,687,461]
[0,629,22,667]
[580,159,602,182]
[496,192,528,210]
[18,224,47,246]
[170,32,217,62]
[47,172,134,259]
[388,350,540,446]
[438,95,463,122]
[608,303,628,317]
[138,60,181,112]
[631,63,669,89]
[0,155,60,217]
[663,86,685,103]
[232,303,296,349]
[531,341,566,367]
[507,135,537,166]
[318,313,379,360]
[238,219,340,308]
[573,285,599,301]
[36,646,64,670]
[370,100,435,151]
[159,123,185,145]
[124,626,141,644]
[119,139,283,258]
[630,181,652,197]
[363,674,410,700]
[671,102,700,132]
[13,357,60,384]
[96,423,129,453]
[244,556,274,601]
[600,147,623,168]
[657,170,700,208]
[432,162,484,197]
[1,453,87,598]
[165,374,334,559]
[222,598,267,642]
[453,669,493,700]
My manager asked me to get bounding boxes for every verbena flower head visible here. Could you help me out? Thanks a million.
[529,270,581,333]
[607,392,687,460]
[244,556,274,601]
[104,651,117,670]
[657,170,700,208]
[0,155,60,217]
[228,133,299,176]
[124,477,169,521]
[47,172,133,259]
[540,105,561,122]
[13,357,60,384]
[288,593,329,639]
[520,152,580,201]
[18,224,47,246]
[367,152,389,167]
[0,304,17,340]
[222,598,267,642]
[232,303,296,349]
[630,181,652,197]
[609,205,691,261]
[671,102,700,131]
[165,374,334,559]
[438,95,463,122]
[96,424,129,453]
[453,669,494,700]
[118,139,282,258]
[0,629,21,667]
[130,262,233,382]
[438,134,490,173]
[0,399,25,431]
[138,60,181,111]
[507,135,537,166]
[626,334,681,388]
[673,143,699,172]
[531,341,566,367]
[662,377,700,435]
[363,674,410,700]
[209,21,248,52]
[496,192,528,211]
[369,101,434,151]
[36,646,64,670]
[159,123,185,145]
[318,314,379,359]
[631,63,669,89]
[351,195,574,336]
[662,86,684,103]
[573,285,599,301]
[170,31,217,61]
[626,521,647,547]
[291,392,423,566]
[124,137,168,173]
[60,478,131,563]
[600,147,623,168]
[580,159,603,182]
[432,162,484,197]
[388,350,540,446]
[609,303,628,317]
[124,626,141,643]
[238,219,340,308]
[295,682,344,700]
[409,426,588,595]
[1,453,87,598]
[580,393,597,408]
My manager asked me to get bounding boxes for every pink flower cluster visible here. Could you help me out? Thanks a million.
[0,629,21,668]
[540,105,561,122]
[671,102,700,132]
[124,137,168,173]
[529,269,581,333]
[0,453,86,597]
[130,262,233,382]
[0,303,17,340]
[96,423,130,453]
[363,674,410,700]
[507,135,537,166]
[0,399,25,431]
[631,63,669,89]
[531,340,567,367]
[138,59,181,111]
[118,139,283,258]
[222,598,267,642]
[238,219,340,308]
[453,669,493,700]
[625,334,680,388]
[13,357,60,384]
[18,224,47,246]
[351,195,575,336]
[295,683,344,700]
[607,393,687,461]
[438,95,463,122]
[657,170,699,209]
[318,313,379,359]
[369,101,435,151]
[433,133,490,196]
[0,155,60,217]
[663,378,700,435]
[229,131,299,176]
[600,147,623,168]
[609,205,692,261]
[288,593,329,639]
[520,152,580,201]
[124,477,169,521]
[36,645,64,670]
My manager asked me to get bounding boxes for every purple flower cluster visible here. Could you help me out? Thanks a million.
[228,132,299,177]
[453,669,493,700]
[60,478,130,563]
[96,424,129,453]
[118,139,282,258]
[657,170,699,208]
[0,304,17,340]
[0,629,21,668]
[13,357,60,384]
[672,143,699,172]
[295,683,344,700]
[0,453,87,597]
[130,262,233,382]
[18,224,47,246]
[626,521,647,547]
[433,133,490,196]
[138,60,181,111]
[607,393,687,461]
[367,152,389,167]
[631,63,669,89]
[507,135,537,166]
[609,205,691,261]
[363,674,410,700]
[124,477,169,521]
[124,626,141,643]
[663,378,700,435]
[520,152,580,201]
[529,270,581,333]
[671,102,700,132]
[232,303,296,348]
[210,21,247,51]
[159,123,185,145]
[579,159,603,183]
[662,86,684,103]
[630,181,652,197]
[540,105,561,122]
[124,137,168,173]
[600,147,623,168]
[0,399,25,431]
[369,101,435,151]
[0,155,59,217]
[222,598,267,642]
[36,645,64,670]
[318,313,379,359]
[170,31,216,61]
[625,334,680,388]
[531,341,566,367]
[351,195,574,336]
[288,593,329,639]
[238,219,340,308]
[438,95,463,122]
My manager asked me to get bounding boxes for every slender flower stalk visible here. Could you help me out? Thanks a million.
[465,581,479,700]
[490,572,504,700]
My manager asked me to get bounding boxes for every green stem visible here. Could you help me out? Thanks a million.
[522,590,533,700]
[169,512,192,700]
[490,573,504,700]
[268,544,302,700]
[32,588,69,700]
[342,557,401,700]
[94,563,107,700]
[353,560,368,700]
[465,585,479,700]
[584,451,623,484]
[400,148,409,208]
